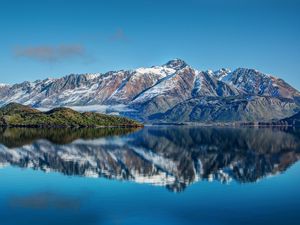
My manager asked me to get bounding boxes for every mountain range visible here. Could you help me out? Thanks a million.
[1,59,299,123]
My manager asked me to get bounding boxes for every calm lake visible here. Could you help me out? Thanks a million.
[0,126,300,225]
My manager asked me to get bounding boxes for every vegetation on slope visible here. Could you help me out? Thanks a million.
[0,103,142,128]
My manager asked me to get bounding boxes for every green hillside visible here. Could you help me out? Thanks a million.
[0,103,142,128]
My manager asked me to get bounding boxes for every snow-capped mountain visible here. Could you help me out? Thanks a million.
[0,83,10,88]
[213,68,300,99]
[1,59,299,122]
[0,127,299,192]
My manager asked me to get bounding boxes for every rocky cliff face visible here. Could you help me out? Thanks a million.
[1,59,299,122]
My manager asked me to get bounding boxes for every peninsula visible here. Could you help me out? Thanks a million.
[0,103,142,128]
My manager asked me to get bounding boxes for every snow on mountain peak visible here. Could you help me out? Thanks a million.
[215,68,231,76]
[163,58,188,70]
[135,66,176,76]
[207,68,231,78]
[214,67,300,98]
[85,73,101,80]
[0,83,10,88]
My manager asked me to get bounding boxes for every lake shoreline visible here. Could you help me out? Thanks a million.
[0,123,297,129]
[0,124,144,129]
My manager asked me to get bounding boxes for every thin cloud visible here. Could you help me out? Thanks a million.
[9,192,81,210]
[14,44,87,62]
[109,29,128,42]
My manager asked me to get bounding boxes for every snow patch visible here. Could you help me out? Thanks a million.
[135,66,176,76]
[0,83,10,88]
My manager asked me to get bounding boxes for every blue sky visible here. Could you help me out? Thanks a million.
[0,0,300,89]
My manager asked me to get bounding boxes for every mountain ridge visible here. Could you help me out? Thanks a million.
[1,59,299,123]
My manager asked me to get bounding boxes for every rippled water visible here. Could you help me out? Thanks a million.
[0,126,300,225]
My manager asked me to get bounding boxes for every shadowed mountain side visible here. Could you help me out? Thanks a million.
[279,111,300,127]
[0,127,299,192]
[148,96,299,122]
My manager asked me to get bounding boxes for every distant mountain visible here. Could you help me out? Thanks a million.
[0,103,142,127]
[214,68,300,99]
[150,96,298,122]
[1,59,299,123]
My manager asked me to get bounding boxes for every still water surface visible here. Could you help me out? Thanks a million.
[0,126,300,225]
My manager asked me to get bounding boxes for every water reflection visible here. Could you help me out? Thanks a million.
[0,126,299,192]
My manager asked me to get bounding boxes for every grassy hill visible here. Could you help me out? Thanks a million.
[0,103,143,128]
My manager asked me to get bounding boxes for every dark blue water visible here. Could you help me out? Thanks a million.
[0,126,299,225]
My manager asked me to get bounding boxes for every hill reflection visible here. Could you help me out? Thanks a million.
[0,126,299,192]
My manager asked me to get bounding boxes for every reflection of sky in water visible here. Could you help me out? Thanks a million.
[0,163,300,225]
[0,127,300,225]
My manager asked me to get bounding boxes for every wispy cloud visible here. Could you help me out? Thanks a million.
[9,192,81,210]
[14,44,87,62]
[109,28,128,42]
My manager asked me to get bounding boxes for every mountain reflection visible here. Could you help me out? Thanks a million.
[0,127,299,192]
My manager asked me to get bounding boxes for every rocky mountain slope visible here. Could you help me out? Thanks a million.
[151,96,298,122]
[1,59,299,122]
